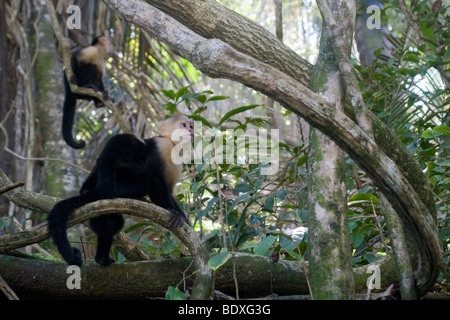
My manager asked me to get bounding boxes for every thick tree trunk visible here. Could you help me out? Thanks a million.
[306,0,356,299]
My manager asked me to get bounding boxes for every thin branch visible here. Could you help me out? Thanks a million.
[398,0,424,48]
[0,182,25,195]
[215,164,227,249]
[0,275,19,300]
[0,120,89,173]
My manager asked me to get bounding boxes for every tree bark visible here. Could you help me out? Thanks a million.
[142,0,312,86]
[307,0,355,299]
[102,0,442,297]
[0,252,398,299]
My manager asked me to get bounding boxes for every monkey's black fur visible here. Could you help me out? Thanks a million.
[47,133,189,266]
[62,37,110,149]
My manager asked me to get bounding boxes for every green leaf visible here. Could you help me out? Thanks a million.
[274,189,290,200]
[197,198,217,222]
[165,286,187,300]
[418,21,436,46]
[351,232,364,248]
[279,234,302,260]
[403,52,420,63]
[162,102,177,113]
[208,252,232,271]
[195,94,207,104]
[234,183,253,194]
[348,193,379,205]
[175,86,190,100]
[218,105,261,126]
[264,196,275,211]
[433,125,450,136]
[188,114,212,128]
[377,111,391,119]
[427,161,437,171]
[297,155,308,166]
[421,129,441,139]
[161,89,175,100]
[374,47,384,57]
[253,235,278,256]
[419,64,430,76]
[437,160,450,167]
[207,95,229,102]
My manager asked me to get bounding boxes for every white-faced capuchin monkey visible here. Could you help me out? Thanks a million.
[48,115,194,266]
[63,36,113,149]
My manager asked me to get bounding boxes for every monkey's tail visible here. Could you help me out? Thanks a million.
[47,192,95,266]
[62,72,86,149]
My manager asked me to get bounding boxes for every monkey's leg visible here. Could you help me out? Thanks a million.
[89,214,124,266]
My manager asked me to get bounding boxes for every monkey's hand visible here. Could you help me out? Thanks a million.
[168,209,190,228]
[69,74,78,84]
[84,84,100,91]
[102,91,115,103]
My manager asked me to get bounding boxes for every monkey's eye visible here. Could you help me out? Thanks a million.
[181,123,187,127]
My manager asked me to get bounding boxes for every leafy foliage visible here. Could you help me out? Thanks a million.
[354,0,449,281]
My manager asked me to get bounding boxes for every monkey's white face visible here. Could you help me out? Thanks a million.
[96,37,114,57]
[172,119,194,144]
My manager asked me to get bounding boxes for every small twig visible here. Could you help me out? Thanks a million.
[215,164,227,248]
[176,259,195,293]
[0,182,25,195]
[371,200,387,252]
[0,274,19,300]
[0,114,89,173]
[232,255,239,300]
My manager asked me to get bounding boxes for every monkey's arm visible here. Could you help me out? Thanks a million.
[69,52,79,84]
[147,174,189,227]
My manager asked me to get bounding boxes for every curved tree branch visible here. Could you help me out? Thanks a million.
[101,0,442,296]
[142,0,312,86]
[134,0,434,217]
[0,197,213,299]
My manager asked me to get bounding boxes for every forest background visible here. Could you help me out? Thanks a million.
[0,0,448,300]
